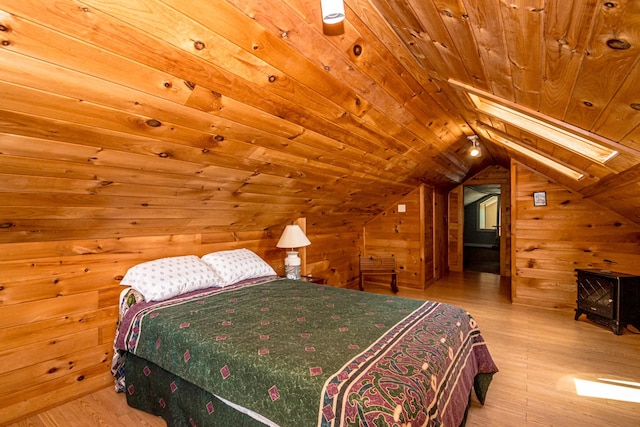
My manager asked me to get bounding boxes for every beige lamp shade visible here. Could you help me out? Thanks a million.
[276,224,311,249]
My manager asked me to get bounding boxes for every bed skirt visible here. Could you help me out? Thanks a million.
[123,352,494,427]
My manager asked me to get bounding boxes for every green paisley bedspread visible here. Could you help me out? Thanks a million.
[115,278,497,426]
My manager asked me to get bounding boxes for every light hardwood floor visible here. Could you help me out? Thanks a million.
[8,272,640,426]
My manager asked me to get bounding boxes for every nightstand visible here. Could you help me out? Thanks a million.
[299,275,326,285]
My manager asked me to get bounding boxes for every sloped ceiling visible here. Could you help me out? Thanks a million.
[0,0,639,242]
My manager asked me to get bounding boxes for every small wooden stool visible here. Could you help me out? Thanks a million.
[359,256,398,293]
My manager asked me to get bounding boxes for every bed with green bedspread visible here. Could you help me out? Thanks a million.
[114,277,497,426]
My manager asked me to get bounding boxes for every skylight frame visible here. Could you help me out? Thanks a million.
[488,132,585,181]
[467,92,618,164]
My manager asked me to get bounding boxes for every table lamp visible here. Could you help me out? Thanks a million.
[276,224,311,280]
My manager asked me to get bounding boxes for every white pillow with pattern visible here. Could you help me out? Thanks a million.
[201,248,277,286]
[120,255,224,301]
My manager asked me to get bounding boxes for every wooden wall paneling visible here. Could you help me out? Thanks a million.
[510,159,519,302]
[447,185,463,272]
[500,175,512,277]
[432,187,448,281]
[303,225,362,288]
[363,186,432,290]
[511,162,640,309]
[421,184,436,287]
[0,343,112,400]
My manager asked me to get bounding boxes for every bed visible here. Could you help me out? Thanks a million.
[112,250,498,427]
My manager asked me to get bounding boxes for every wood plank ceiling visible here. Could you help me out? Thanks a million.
[0,0,639,243]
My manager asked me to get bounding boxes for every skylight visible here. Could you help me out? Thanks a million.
[467,92,618,164]
[488,133,585,180]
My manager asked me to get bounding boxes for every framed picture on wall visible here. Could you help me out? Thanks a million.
[533,191,547,206]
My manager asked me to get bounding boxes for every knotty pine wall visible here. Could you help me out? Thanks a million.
[363,184,435,290]
[0,226,360,425]
[511,161,640,310]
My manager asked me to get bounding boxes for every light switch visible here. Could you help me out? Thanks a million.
[398,204,406,213]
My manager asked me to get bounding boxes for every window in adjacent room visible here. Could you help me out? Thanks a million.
[479,195,499,232]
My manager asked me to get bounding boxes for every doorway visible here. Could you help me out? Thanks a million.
[447,166,511,278]
[463,185,501,274]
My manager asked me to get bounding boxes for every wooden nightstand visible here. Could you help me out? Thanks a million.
[299,275,326,285]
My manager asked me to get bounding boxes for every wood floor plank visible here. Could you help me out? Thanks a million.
[6,271,640,427]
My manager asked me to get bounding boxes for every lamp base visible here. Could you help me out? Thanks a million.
[284,250,301,280]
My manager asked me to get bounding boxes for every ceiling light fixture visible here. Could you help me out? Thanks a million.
[468,135,481,157]
[321,0,345,24]
[489,133,585,180]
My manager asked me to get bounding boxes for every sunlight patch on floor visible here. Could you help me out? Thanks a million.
[573,375,640,403]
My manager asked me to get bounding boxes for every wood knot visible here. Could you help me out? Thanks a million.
[115,275,124,280]
[607,39,631,50]
[163,81,172,88]
[194,40,205,50]
[603,2,616,8]
[0,222,14,229]
[76,375,85,381]
[184,80,196,90]
[268,75,277,83]
[630,103,640,111]
[214,135,225,142]
[1,40,10,46]
[158,152,172,158]
[583,101,593,107]
[146,119,162,127]
[353,44,362,56]
[0,24,8,32]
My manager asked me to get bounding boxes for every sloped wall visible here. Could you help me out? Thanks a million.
[511,162,640,309]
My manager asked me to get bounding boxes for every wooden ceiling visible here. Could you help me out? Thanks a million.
[0,0,639,242]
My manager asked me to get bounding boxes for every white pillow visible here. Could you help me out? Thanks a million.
[120,255,224,301]
[201,248,277,286]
